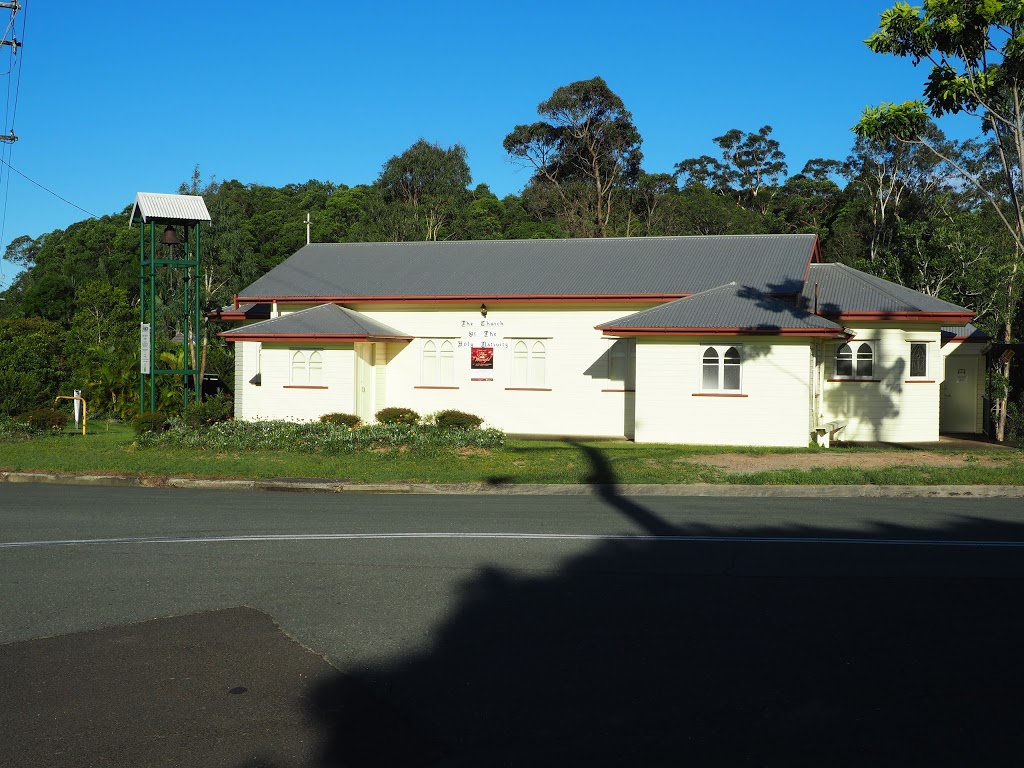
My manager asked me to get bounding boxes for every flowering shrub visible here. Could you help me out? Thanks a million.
[135,419,505,453]
[375,407,420,425]
[0,415,43,441]
[320,413,361,428]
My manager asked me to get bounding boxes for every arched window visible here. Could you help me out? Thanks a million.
[422,341,437,386]
[512,341,529,387]
[530,341,546,387]
[836,342,874,379]
[439,341,454,386]
[420,339,461,387]
[509,340,548,388]
[290,349,325,386]
[702,347,720,390]
[701,345,742,392]
[723,346,741,390]
[290,351,306,384]
[308,351,323,386]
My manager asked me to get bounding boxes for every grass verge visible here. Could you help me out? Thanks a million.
[0,422,1022,485]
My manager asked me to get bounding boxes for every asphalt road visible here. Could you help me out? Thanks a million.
[2,485,1023,767]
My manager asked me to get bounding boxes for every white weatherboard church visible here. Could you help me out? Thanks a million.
[215,234,987,447]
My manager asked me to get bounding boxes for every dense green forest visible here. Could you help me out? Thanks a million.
[1,58,1023,436]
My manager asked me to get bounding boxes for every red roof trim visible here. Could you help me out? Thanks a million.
[598,327,848,338]
[819,311,976,323]
[236,294,696,305]
[218,332,413,343]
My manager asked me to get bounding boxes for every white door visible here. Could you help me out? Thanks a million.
[940,355,979,433]
[354,344,374,423]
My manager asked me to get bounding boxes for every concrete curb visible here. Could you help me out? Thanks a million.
[2,470,1024,497]
[1,472,143,488]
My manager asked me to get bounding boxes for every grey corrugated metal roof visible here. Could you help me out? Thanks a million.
[237,235,819,300]
[803,264,972,315]
[941,323,989,342]
[208,303,271,321]
[598,283,845,333]
[222,304,410,339]
[130,192,211,224]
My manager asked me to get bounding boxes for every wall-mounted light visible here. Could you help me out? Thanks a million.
[480,303,488,317]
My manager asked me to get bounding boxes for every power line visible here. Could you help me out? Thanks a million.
[0,156,98,218]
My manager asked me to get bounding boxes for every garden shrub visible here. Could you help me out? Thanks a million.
[1007,395,1024,444]
[434,409,484,430]
[17,408,69,431]
[135,419,506,453]
[375,406,420,425]
[131,412,169,435]
[0,415,42,440]
[320,412,361,427]
[182,393,233,429]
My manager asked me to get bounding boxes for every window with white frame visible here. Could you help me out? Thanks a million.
[290,349,323,385]
[421,339,455,386]
[909,342,928,378]
[835,342,874,379]
[701,345,742,392]
[511,340,547,388]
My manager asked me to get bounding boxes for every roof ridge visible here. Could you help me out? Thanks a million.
[303,234,815,247]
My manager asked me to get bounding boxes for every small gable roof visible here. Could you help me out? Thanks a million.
[597,283,846,337]
[803,264,974,322]
[235,234,820,302]
[218,304,411,343]
[130,192,211,225]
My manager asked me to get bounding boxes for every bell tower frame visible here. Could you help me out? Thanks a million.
[130,192,212,414]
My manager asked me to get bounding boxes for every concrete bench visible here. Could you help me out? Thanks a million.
[814,420,847,448]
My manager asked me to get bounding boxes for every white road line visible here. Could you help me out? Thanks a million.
[1,532,1023,549]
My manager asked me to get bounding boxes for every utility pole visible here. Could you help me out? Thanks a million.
[1,0,20,143]
[304,212,312,244]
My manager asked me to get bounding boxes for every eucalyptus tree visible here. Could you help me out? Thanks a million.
[503,77,642,238]
[374,139,473,241]
[622,171,677,236]
[3,234,43,272]
[842,124,953,264]
[772,158,844,237]
[675,125,788,215]
[856,0,1024,439]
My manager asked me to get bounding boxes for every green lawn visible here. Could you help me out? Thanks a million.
[1,423,1023,485]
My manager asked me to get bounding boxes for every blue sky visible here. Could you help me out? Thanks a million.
[0,1,981,288]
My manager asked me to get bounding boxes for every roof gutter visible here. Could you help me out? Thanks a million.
[598,327,850,338]
[218,332,414,343]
